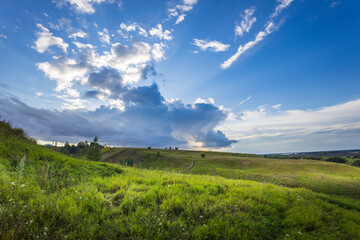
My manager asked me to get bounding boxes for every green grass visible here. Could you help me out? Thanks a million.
[1,121,360,239]
[101,148,360,201]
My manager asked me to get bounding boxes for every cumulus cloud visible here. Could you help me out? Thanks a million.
[69,30,88,39]
[33,24,68,53]
[37,56,89,92]
[149,24,172,41]
[53,0,113,14]
[222,0,294,69]
[98,28,110,44]
[120,22,138,32]
[192,39,230,52]
[235,7,256,37]
[37,40,165,109]
[219,99,360,153]
[0,86,235,149]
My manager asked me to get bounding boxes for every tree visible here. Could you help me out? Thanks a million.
[87,136,102,162]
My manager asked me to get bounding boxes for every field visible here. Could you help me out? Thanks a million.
[101,148,360,202]
[1,121,360,239]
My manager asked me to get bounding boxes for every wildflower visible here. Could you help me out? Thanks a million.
[20,184,25,187]
[159,223,162,226]
[298,232,302,235]
[11,182,15,186]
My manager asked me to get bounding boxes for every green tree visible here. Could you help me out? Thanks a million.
[87,136,102,162]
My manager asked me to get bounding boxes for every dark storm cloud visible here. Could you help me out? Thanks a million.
[0,85,236,148]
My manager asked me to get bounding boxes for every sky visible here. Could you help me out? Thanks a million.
[0,0,359,154]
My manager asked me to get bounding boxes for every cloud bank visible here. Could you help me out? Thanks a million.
[220,99,360,153]
[0,87,236,149]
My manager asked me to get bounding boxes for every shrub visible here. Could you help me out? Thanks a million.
[148,146,152,149]
[325,157,346,164]
[201,153,205,158]
[156,152,161,157]
[351,160,360,168]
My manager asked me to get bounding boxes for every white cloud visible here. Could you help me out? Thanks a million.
[37,57,89,92]
[175,14,186,24]
[167,0,198,24]
[35,92,44,97]
[33,24,68,53]
[0,34,7,39]
[98,28,110,44]
[235,7,256,37]
[183,0,197,5]
[73,41,94,49]
[272,103,282,110]
[219,99,360,153]
[270,0,294,19]
[54,0,112,14]
[120,23,137,32]
[222,0,294,69]
[69,30,88,39]
[138,27,148,37]
[193,38,230,52]
[239,95,252,105]
[149,24,172,41]
[330,0,341,8]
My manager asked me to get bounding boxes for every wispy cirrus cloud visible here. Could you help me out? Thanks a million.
[220,98,360,153]
[192,38,230,52]
[168,0,198,25]
[235,7,256,37]
[330,0,341,8]
[222,21,277,69]
[222,0,294,69]
[53,0,114,14]
[270,0,294,19]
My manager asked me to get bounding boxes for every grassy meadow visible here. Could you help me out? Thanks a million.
[1,121,360,239]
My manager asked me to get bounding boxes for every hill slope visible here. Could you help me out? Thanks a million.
[101,147,360,201]
[1,121,360,239]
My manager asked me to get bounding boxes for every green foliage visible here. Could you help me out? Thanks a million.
[148,146,152,149]
[325,157,347,164]
[351,160,360,167]
[126,157,134,166]
[86,137,102,162]
[156,151,161,158]
[201,153,205,158]
[15,156,26,180]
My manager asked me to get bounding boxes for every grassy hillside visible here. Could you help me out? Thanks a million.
[1,121,360,239]
[101,147,360,201]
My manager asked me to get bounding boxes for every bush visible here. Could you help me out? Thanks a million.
[325,157,346,164]
[351,160,360,168]
[148,146,152,149]
[201,153,205,158]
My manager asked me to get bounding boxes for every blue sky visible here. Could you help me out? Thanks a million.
[0,0,359,153]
